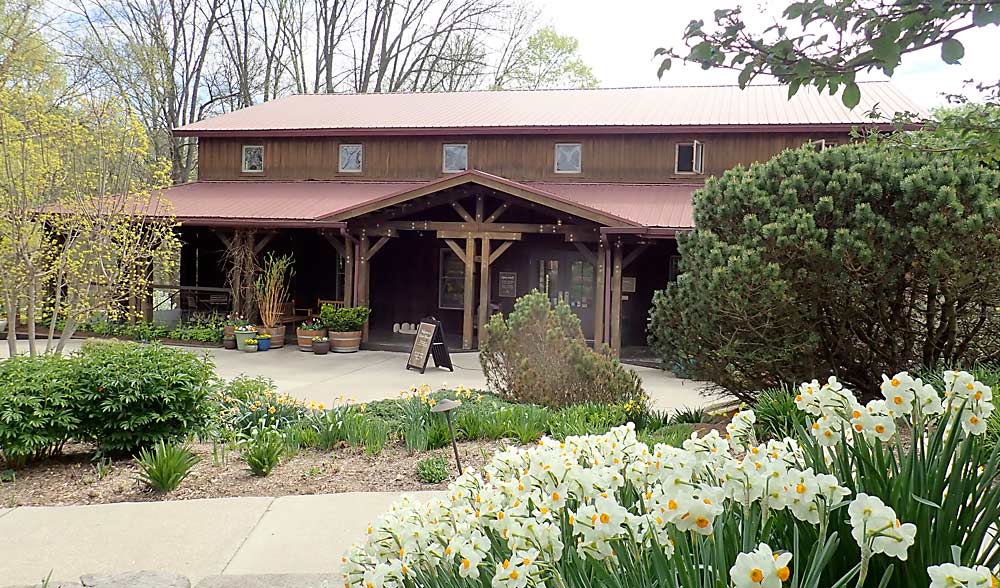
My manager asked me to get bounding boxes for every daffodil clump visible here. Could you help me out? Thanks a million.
[343,371,999,588]
[222,387,325,433]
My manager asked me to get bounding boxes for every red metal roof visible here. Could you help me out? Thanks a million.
[174,82,926,137]
[157,175,698,229]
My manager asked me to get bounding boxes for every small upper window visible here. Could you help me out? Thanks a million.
[675,141,704,174]
[554,143,582,173]
[242,145,264,173]
[339,144,363,173]
[443,143,468,173]
[806,139,838,151]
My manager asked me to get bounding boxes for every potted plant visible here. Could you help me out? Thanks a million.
[243,337,259,353]
[296,319,326,351]
[256,332,272,351]
[320,305,371,353]
[223,314,249,338]
[312,335,330,355]
[223,337,237,350]
[255,254,294,349]
[234,325,258,351]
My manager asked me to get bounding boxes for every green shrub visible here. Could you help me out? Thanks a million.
[75,341,217,453]
[752,386,809,441]
[649,144,1000,401]
[320,305,371,332]
[239,426,285,476]
[0,355,83,466]
[415,455,450,483]
[168,314,224,344]
[480,290,648,411]
[134,441,201,492]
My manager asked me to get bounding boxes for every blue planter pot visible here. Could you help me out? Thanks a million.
[257,337,271,351]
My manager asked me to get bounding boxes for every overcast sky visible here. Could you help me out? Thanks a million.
[534,0,997,111]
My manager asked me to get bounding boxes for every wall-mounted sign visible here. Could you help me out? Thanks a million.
[498,272,517,297]
[622,276,637,293]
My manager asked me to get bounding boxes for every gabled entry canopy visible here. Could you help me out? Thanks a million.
[325,170,640,228]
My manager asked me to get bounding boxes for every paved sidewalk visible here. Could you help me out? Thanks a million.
[0,492,444,586]
[0,341,714,413]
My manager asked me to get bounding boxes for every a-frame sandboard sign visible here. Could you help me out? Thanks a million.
[405,317,454,374]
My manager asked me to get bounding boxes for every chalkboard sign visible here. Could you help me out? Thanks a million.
[498,272,517,297]
[405,318,454,374]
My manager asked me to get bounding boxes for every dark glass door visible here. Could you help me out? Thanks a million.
[536,253,595,340]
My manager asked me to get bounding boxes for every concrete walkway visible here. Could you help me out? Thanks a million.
[1,340,713,413]
[0,492,443,586]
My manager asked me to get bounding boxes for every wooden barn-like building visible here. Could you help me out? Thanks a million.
[163,83,923,354]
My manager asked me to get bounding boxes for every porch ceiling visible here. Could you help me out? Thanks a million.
[156,171,698,229]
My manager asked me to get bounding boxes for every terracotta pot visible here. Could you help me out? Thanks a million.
[223,325,235,338]
[312,340,331,355]
[223,337,237,350]
[296,327,326,351]
[234,330,257,351]
[329,330,362,353]
[261,325,286,348]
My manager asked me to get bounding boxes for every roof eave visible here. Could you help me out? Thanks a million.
[173,122,920,138]
[175,217,347,229]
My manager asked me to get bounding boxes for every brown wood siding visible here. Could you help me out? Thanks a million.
[197,133,852,183]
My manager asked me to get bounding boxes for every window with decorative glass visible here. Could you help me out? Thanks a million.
[339,144,363,172]
[439,249,465,309]
[442,144,468,173]
[242,145,264,173]
[675,141,704,174]
[554,143,582,173]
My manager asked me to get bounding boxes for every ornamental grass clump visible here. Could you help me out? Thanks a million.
[343,370,998,588]
[134,441,201,493]
[239,426,285,477]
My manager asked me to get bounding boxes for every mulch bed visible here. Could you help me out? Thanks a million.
[1,440,510,507]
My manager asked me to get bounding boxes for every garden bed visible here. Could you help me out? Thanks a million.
[1,439,509,507]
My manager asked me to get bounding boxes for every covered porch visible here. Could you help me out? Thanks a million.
[163,171,695,355]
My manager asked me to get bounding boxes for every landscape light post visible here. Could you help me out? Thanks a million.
[431,399,463,475]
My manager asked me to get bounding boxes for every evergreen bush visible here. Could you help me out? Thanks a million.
[649,144,1000,400]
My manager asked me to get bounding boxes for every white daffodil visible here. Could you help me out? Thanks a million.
[730,543,792,588]
[928,562,997,588]
[881,372,916,416]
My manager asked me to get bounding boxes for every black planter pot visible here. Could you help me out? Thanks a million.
[223,337,237,350]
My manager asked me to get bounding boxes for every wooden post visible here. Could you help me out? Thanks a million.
[358,235,370,342]
[342,240,354,307]
[478,236,491,345]
[610,240,623,357]
[463,237,475,350]
[593,240,606,349]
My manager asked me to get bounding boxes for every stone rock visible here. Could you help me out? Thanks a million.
[196,574,342,588]
[79,571,190,588]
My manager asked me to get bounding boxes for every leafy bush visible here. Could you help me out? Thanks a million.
[168,314,224,343]
[74,317,169,342]
[133,441,201,492]
[752,386,809,441]
[0,355,83,466]
[75,341,217,453]
[649,144,1000,401]
[481,290,648,410]
[320,305,371,332]
[415,455,450,484]
[239,426,285,476]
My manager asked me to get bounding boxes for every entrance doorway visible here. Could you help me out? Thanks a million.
[534,252,596,340]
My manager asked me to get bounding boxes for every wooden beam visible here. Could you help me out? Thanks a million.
[573,242,597,265]
[484,202,508,223]
[475,194,484,222]
[320,230,346,256]
[375,220,596,235]
[463,237,475,350]
[451,201,474,223]
[437,230,522,241]
[610,241,623,357]
[367,236,390,259]
[343,240,354,307]
[478,236,491,345]
[488,240,513,265]
[593,240,606,349]
[622,244,650,270]
[365,190,466,223]
[358,235,370,341]
[253,231,277,254]
[444,239,467,264]
[212,229,233,249]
